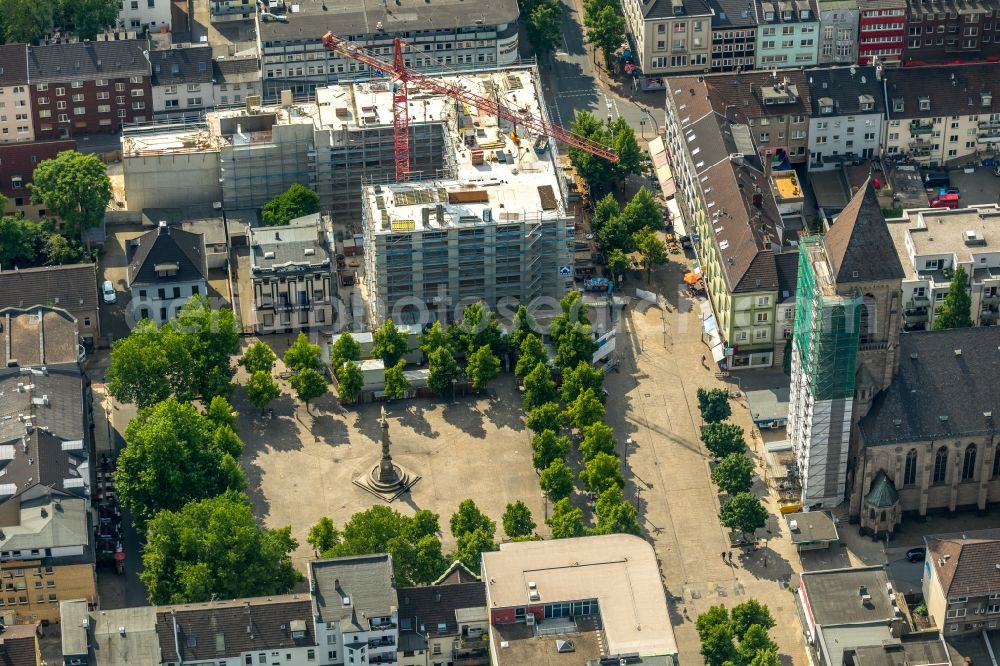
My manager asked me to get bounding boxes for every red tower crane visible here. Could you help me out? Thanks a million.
[321,32,619,182]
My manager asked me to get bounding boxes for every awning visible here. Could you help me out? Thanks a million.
[648,137,676,200]
[684,272,701,285]
[711,341,726,363]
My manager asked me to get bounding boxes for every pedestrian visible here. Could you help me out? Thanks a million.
[728,551,733,563]
[721,551,726,561]
[701,354,707,365]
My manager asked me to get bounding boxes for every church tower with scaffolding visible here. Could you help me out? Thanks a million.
[787,182,904,509]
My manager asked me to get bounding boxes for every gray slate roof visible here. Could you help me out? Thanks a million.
[824,183,904,284]
[710,0,761,28]
[641,0,714,19]
[807,66,885,116]
[0,488,90,552]
[0,45,30,86]
[27,40,151,84]
[127,225,208,287]
[398,580,486,638]
[213,56,260,84]
[775,251,799,302]
[150,45,213,86]
[860,327,1000,444]
[0,264,98,316]
[309,554,397,631]
[885,63,1000,120]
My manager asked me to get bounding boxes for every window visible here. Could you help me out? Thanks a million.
[57,114,69,123]
[37,97,48,105]
[36,84,48,91]
[962,444,977,481]
[933,446,948,484]
[164,99,179,108]
[71,80,83,89]
[187,97,202,106]
[73,106,85,115]
[164,85,177,94]
[130,76,143,84]
[116,96,125,104]
[55,87,65,96]
[56,100,66,110]
[118,109,127,118]
[187,83,201,92]
[131,89,144,97]
[993,444,1000,478]
[97,91,109,100]
[116,83,125,91]
[132,101,145,110]
[904,449,918,485]
[97,78,108,86]
[756,312,769,323]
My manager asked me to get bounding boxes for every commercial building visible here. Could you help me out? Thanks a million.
[621,0,714,76]
[116,0,173,32]
[806,66,885,170]
[709,0,759,72]
[481,534,678,666]
[851,327,1000,530]
[0,45,35,143]
[755,0,822,69]
[923,530,1000,636]
[256,0,520,99]
[0,560,96,626]
[149,44,216,119]
[248,213,335,334]
[787,184,903,509]
[786,511,840,550]
[883,63,1000,165]
[0,264,100,349]
[210,0,254,22]
[857,0,907,65]
[26,40,152,139]
[817,0,860,64]
[126,221,209,323]
[886,205,1000,332]
[902,0,1000,65]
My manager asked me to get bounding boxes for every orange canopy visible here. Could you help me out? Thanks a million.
[683,272,701,285]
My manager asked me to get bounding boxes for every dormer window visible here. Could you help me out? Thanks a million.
[819,97,834,114]
[983,92,993,107]
[859,94,875,111]
[782,10,793,19]
[893,98,904,112]
[800,9,810,19]
[919,96,931,111]
[765,10,775,19]
[154,262,179,278]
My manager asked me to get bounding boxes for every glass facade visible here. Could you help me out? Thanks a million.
[543,599,599,619]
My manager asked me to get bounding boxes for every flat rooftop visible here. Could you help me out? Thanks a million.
[771,170,804,201]
[800,566,896,627]
[482,534,678,659]
[786,511,839,544]
[886,206,1000,281]
[249,214,332,271]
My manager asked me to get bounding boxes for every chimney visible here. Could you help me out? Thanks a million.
[158,220,169,235]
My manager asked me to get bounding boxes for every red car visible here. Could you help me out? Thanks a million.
[930,193,960,209]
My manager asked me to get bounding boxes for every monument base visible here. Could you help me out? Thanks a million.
[353,463,421,502]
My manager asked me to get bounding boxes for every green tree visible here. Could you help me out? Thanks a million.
[619,187,663,234]
[502,501,536,538]
[466,344,501,392]
[115,398,245,533]
[711,453,755,496]
[450,499,496,538]
[240,340,277,375]
[244,370,281,413]
[173,295,241,401]
[932,264,974,329]
[452,527,497,575]
[334,362,362,404]
[526,402,563,435]
[291,367,327,411]
[579,421,616,461]
[539,459,575,502]
[719,492,768,540]
[697,387,732,423]
[428,346,461,398]
[594,484,641,535]
[695,604,731,638]
[204,395,238,430]
[700,624,740,666]
[459,302,505,355]
[747,648,782,666]
[372,319,410,367]
[1,0,55,44]
[701,422,746,459]
[598,215,634,254]
[564,388,605,431]
[547,498,586,538]
[607,247,629,280]
[30,150,111,236]
[585,4,626,68]
[591,193,621,234]
[261,183,321,226]
[383,359,411,400]
[568,111,614,189]
[326,506,447,586]
[522,362,557,411]
[306,516,340,555]
[60,0,119,40]
[561,361,605,404]
[580,451,624,494]
[43,231,92,265]
[730,600,776,640]
[106,320,196,408]
[0,216,44,266]
[633,227,668,283]
[554,323,598,370]
[515,333,548,377]
[531,429,571,470]
[141,491,299,605]
[609,116,643,183]
[509,305,536,351]
[419,320,452,357]
[525,0,562,57]
[289,332,325,372]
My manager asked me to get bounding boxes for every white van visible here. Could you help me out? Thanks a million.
[102,280,117,304]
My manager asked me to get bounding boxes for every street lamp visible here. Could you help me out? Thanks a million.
[639,118,647,139]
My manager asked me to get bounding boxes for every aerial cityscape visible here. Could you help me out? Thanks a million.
[0,0,998,664]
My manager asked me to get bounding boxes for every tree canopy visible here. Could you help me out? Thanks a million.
[141,491,299,605]
[719,492,768,539]
[261,183,321,226]
[515,333,548,378]
[383,359,411,400]
[428,346,461,397]
[466,345,501,392]
[561,361,605,405]
[701,422,746,459]
[244,370,281,412]
[240,340,277,375]
[563,388,606,431]
[526,402,563,435]
[115,398,246,534]
[0,216,93,268]
[932,264,974,329]
[711,453,755,496]
[521,0,563,56]
[697,388,732,423]
[532,429,571,470]
[306,516,340,555]
[593,484,641,535]
[579,421,616,461]
[522,362,558,411]
[292,367,328,410]
[450,499,496,539]
[580,451,624,494]
[539,458,575,502]
[633,227,668,282]
[547,498,586,538]
[696,601,779,666]
[372,319,410,367]
[458,302,505,355]
[502,501,537,539]
[30,150,111,235]
[584,4,626,69]
[288,332,325,372]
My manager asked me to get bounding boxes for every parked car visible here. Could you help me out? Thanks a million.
[938,187,960,197]
[906,547,926,562]
[101,280,117,304]
[930,193,960,209]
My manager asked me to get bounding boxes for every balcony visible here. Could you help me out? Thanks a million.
[977,129,1000,144]
[858,341,889,352]
[903,308,928,324]
[983,293,1000,305]
[979,118,1000,129]
[907,296,930,307]
[368,636,396,649]
[909,121,933,135]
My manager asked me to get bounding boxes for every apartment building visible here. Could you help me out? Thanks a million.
[902,0,1000,65]
[149,44,216,118]
[622,0,714,75]
[923,530,1000,636]
[0,139,76,218]
[886,206,1000,332]
[852,327,1000,529]
[117,0,172,32]
[709,0,759,72]
[256,0,520,100]
[806,66,885,169]
[210,0,254,22]
[755,0,821,68]
[883,63,1000,164]
[0,560,96,626]
[26,40,152,139]
[0,45,34,143]
[0,264,101,348]
[857,0,907,64]
[126,221,209,323]
[213,56,261,106]
[817,0,860,64]
[248,213,335,334]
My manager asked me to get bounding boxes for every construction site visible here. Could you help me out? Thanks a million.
[120,46,588,327]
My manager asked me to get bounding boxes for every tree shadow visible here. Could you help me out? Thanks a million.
[558,0,589,58]
[397,403,440,440]
[481,377,525,432]
[735,546,795,583]
[311,413,350,447]
[241,458,271,520]
[350,403,384,444]
[441,401,487,440]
